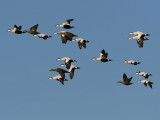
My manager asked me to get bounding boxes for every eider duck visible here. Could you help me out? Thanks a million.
[34,33,52,40]
[48,74,67,85]
[124,60,140,65]
[49,68,69,79]
[91,49,112,62]
[136,71,152,79]
[137,80,154,88]
[53,31,78,44]
[56,19,74,29]
[23,24,40,35]
[128,32,149,48]
[117,73,133,85]
[128,31,150,36]
[72,38,89,49]
[8,25,25,34]
[61,64,80,79]
[57,57,77,69]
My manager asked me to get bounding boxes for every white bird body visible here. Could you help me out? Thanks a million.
[128,31,150,36]
[136,71,152,79]
[57,57,77,69]
[137,80,153,88]
[48,74,67,85]
[91,49,112,62]
[124,60,140,65]
[128,31,149,48]
[61,64,80,79]
[34,33,52,40]
[72,38,89,49]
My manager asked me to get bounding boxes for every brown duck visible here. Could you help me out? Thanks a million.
[117,73,133,85]
[23,24,40,35]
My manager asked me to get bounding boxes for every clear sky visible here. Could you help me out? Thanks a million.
[0,0,160,120]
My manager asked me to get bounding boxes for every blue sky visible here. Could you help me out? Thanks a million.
[0,0,160,120]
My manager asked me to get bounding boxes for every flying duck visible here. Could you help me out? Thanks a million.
[91,49,112,62]
[56,19,74,29]
[61,64,80,79]
[23,24,40,35]
[53,31,78,44]
[34,33,52,40]
[137,80,154,88]
[72,38,89,49]
[124,60,141,65]
[136,71,152,79]
[48,74,67,85]
[57,57,77,69]
[117,73,133,85]
[8,25,25,34]
[128,32,149,48]
[49,68,69,79]
[128,31,150,36]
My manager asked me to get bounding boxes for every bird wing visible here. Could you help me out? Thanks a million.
[59,79,64,85]
[128,77,132,82]
[78,42,82,49]
[61,34,67,44]
[100,49,108,59]
[18,25,22,30]
[137,38,143,48]
[66,32,76,40]
[123,73,128,82]
[144,82,147,87]
[30,24,38,32]
[65,62,71,69]
[64,19,74,24]
[58,72,65,79]
[69,69,75,79]
[82,42,86,48]
[148,82,153,88]
[14,25,18,29]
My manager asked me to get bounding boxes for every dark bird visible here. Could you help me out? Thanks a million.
[49,68,69,79]
[117,73,133,85]
[8,25,25,34]
[23,24,40,35]
[56,19,74,29]
[53,31,78,44]
[91,49,112,62]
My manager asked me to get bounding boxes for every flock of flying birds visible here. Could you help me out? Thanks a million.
[8,19,153,88]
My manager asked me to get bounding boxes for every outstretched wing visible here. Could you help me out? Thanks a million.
[64,19,74,24]
[78,42,82,49]
[123,73,128,82]
[30,24,38,32]
[137,39,143,48]
[14,25,22,31]
[69,69,75,79]
[100,49,108,59]
[148,81,153,88]
[61,34,67,44]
